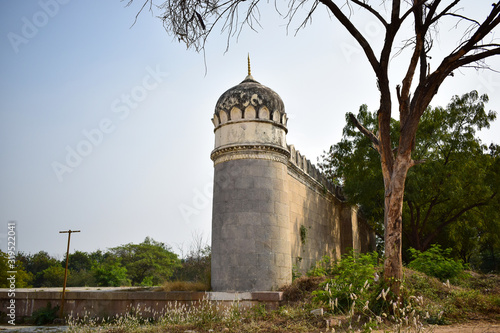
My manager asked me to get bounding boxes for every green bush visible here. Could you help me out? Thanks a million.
[307,255,334,277]
[31,302,59,325]
[408,244,465,281]
[312,250,379,313]
[92,262,130,287]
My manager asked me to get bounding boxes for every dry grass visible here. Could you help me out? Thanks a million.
[162,280,210,292]
[68,271,500,333]
[280,276,325,303]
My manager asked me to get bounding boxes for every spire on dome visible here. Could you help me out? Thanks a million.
[248,54,251,76]
[245,53,254,81]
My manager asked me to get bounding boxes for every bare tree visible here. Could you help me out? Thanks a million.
[126,0,500,295]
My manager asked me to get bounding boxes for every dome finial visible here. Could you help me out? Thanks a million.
[245,53,254,81]
[247,53,251,76]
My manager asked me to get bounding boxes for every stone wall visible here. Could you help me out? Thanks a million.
[210,142,376,291]
[0,289,283,320]
[286,144,375,274]
[211,156,292,291]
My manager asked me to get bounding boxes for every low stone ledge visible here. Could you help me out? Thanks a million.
[0,289,283,319]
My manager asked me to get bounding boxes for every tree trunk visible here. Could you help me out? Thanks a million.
[383,151,412,296]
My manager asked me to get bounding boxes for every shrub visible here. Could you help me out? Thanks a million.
[408,244,465,281]
[31,302,59,325]
[312,250,379,313]
[92,262,130,287]
[307,255,335,277]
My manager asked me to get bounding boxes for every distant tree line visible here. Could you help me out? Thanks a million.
[0,236,211,288]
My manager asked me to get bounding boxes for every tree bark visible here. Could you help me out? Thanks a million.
[382,150,412,294]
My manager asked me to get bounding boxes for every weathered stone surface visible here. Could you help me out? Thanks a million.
[214,77,285,122]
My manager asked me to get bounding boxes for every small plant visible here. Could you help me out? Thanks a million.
[408,244,465,281]
[299,225,308,245]
[292,263,302,281]
[307,255,335,277]
[31,302,59,325]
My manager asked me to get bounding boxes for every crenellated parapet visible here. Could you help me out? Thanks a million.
[287,144,344,201]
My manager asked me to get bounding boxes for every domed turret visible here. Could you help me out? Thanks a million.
[210,59,292,291]
[210,60,289,163]
[212,75,287,129]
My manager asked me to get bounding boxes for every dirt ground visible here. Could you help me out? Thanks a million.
[371,322,500,332]
[424,322,500,333]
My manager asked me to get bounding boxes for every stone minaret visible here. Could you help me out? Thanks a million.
[210,60,292,291]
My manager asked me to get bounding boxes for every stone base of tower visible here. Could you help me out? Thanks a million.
[211,158,292,292]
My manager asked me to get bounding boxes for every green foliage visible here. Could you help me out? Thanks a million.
[307,255,335,277]
[292,263,302,280]
[408,244,465,281]
[312,250,379,313]
[110,237,181,285]
[319,91,499,268]
[172,244,211,285]
[40,265,66,287]
[17,251,61,287]
[93,261,130,287]
[9,237,191,288]
[67,251,93,272]
[299,225,308,245]
[0,251,32,287]
[67,269,96,287]
[31,302,59,325]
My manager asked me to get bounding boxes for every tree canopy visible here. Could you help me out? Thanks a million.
[109,237,181,286]
[9,237,199,288]
[320,91,500,270]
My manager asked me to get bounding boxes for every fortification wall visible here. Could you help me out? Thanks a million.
[285,144,375,274]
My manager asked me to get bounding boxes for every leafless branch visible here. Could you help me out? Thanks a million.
[123,0,154,27]
[351,0,388,27]
[317,0,379,71]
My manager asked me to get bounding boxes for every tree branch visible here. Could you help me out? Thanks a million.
[351,0,388,27]
[317,0,379,72]
[429,0,461,25]
[422,192,497,249]
[348,112,380,149]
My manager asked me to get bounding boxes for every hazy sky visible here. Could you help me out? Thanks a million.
[1,0,499,258]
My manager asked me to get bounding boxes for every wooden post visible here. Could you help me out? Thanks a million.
[59,230,80,319]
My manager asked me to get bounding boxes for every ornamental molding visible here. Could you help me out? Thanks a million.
[213,119,288,133]
[211,144,290,165]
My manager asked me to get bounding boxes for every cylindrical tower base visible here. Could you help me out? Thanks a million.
[211,157,291,291]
